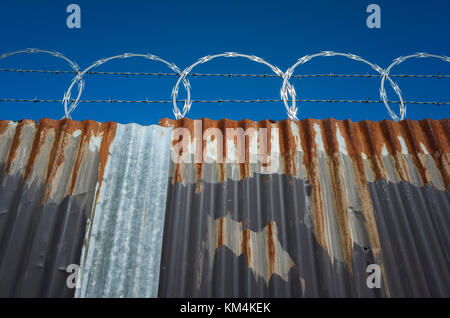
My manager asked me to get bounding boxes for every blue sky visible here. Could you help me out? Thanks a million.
[0,0,449,124]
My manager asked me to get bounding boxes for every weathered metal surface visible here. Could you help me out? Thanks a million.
[76,123,172,298]
[158,118,449,297]
[0,118,117,297]
[0,116,448,298]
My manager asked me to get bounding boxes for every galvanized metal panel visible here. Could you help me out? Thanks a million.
[76,123,172,298]
[158,118,449,297]
[0,119,117,297]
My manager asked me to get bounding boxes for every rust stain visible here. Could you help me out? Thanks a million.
[358,120,388,181]
[217,216,224,249]
[241,226,251,265]
[398,120,429,185]
[210,215,295,284]
[340,120,382,262]
[160,117,449,281]
[258,119,272,168]
[419,119,449,188]
[321,119,353,271]
[266,221,276,279]
[298,119,328,256]
[0,120,10,136]
[33,119,117,202]
[382,120,411,181]
[1,118,117,201]
[92,121,117,199]
[278,119,297,176]
[161,118,276,183]
[23,118,57,181]
[82,120,117,266]
[4,119,35,176]
[341,120,366,184]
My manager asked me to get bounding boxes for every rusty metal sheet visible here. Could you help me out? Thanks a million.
[0,117,448,298]
[0,119,116,297]
[158,118,450,297]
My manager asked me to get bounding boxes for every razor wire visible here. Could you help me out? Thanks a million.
[0,49,449,121]
[62,53,190,119]
[0,48,84,112]
[380,53,450,121]
[170,52,297,119]
[281,51,408,121]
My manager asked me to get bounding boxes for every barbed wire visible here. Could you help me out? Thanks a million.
[380,53,450,121]
[61,53,191,119]
[1,68,449,78]
[1,98,448,106]
[282,52,405,121]
[170,52,297,120]
[1,49,449,121]
[0,49,85,112]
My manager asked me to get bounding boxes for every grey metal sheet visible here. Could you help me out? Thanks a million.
[0,119,116,297]
[158,118,450,297]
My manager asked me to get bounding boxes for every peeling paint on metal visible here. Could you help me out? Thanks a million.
[0,118,117,297]
[208,213,296,284]
[159,117,449,297]
[0,116,448,298]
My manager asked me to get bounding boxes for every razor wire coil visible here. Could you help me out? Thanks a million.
[0,49,449,121]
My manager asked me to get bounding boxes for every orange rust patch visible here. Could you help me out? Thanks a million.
[278,119,297,176]
[419,119,450,188]
[217,217,224,249]
[341,120,366,184]
[26,118,116,202]
[398,120,428,186]
[2,118,117,203]
[93,121,117,195]
[320,119,353,271]
[339,120,382,261]
[5,120,36,176]
[159,117,450,275]
[90,122,117,208]
[358,120,386,181]
[0,120,10,136]
[241,226,251,265]
[23,118,59,181]
[298,119,328,256]
[266,221,276,279]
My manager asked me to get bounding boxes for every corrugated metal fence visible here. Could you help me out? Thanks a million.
[0,117,448,297]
